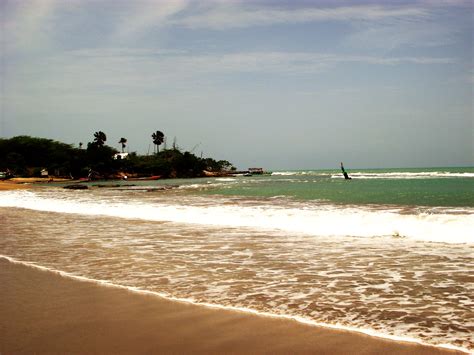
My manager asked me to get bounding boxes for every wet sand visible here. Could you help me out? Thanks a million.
[0,180,32,190]
[0,178,72,190]
[0,258,464,354]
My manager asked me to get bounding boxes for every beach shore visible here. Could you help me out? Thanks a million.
[0,180,33,190]
[0,258,464,354]
[0,177,75,190]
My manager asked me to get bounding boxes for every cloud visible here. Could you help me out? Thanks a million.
[7,48,454,100]
[343,0,472,50]
[113,0,189,40]
[162,2,468,52]
[170,4,429,30]
[46,49,455,77]
[1,0,58,51]
[1,0,191,52]
[345,14,462,50]
[2,1,467,56]
[418,0,473,7]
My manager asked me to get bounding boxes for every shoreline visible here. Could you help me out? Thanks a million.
[0,257,466,354]
[0,180,37,190]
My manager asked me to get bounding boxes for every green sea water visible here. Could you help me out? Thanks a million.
[202,167,474,207]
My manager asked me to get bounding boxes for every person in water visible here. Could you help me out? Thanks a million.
[340,162,352,180]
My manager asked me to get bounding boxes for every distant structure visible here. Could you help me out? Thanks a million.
[248,168,264,174]
[113,153,129,160]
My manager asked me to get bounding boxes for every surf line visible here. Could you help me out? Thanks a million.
[0,255,469,354]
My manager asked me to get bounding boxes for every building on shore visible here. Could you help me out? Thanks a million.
[248,168,264,174]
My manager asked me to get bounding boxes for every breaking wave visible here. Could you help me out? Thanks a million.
[1,190,472,244]
[332,172,474,179]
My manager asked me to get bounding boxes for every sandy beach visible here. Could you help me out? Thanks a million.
[0,180,33,190]
[0,258,464,354]
[0,178,75,190]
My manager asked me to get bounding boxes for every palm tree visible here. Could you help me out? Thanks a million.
[151,131,164,154]
[119,138,127,153]
[93,131,107,147]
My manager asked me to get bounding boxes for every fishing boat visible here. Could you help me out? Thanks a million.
[123,175,161,181]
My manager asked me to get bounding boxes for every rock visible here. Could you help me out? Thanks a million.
[63,184,88,190]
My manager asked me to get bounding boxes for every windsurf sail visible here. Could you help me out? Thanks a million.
[340,162,352,180]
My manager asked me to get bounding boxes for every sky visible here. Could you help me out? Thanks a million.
[0,0,472,170]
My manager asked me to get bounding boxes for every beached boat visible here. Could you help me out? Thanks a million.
[124,175,161,181]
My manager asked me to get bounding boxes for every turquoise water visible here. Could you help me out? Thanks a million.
[201,167,474,207]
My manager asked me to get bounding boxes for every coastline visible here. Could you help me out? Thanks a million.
[0,257,465,354]
[0,180,35,190]
[0,177,69,190]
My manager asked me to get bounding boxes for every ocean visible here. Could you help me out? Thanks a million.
[1,167,473,352]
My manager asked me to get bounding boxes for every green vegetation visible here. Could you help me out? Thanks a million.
[0,134,235,179]
[151,131,164,154]
[118,138,127,153]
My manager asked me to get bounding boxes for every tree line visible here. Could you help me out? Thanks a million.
[0,132,235,179]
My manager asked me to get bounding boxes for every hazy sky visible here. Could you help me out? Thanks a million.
[1,0,472,169]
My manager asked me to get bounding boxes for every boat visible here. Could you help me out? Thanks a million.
[124,175,161,181]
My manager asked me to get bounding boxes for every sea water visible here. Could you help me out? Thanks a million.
[0,167,473,352]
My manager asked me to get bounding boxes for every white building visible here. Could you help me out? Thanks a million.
[113,153,129,160]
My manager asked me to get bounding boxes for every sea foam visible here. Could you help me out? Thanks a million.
[331,171,474,179]
[1,190,473,244]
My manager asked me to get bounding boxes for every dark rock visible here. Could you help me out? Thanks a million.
[63,184,88,190]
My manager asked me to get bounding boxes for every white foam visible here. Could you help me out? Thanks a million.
[1,190,473,244]
[272,170,474,179]
[272,171,300,176]
[272,171,327,176]
[331,171,474,179]
[1,255,470,354]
